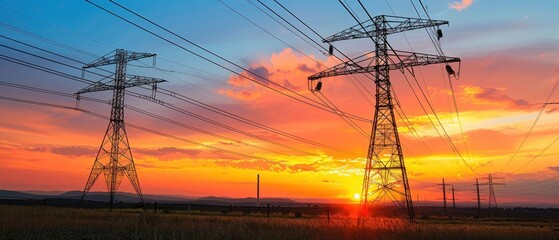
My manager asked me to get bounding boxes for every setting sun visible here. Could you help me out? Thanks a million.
[353,193,360,200]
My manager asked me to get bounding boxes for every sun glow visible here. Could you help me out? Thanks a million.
[353,193,360,200]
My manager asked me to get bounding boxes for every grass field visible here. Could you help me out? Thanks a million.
[0,205,557,240]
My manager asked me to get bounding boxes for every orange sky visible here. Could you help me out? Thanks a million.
[2,45,558,206]
[1,1,559,207]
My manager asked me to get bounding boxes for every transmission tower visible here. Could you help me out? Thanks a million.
[451,184,456,209]
[439,178,450,211]
[77,49,166,210]
[308,15,460,222]
[476,174,505,217]
[486,174,505,209]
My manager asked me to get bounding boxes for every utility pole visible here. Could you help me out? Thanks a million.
[78,49,166,210]
[438,178,450,211]
[257,174,260,206]
[308,15,460,223]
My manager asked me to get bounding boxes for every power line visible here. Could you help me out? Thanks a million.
[255,0,381,140]
[0,79,286,156]
[0,95,275,161]
[405,0,471,161]
[0,54,92,85]
[245,0,327,55]
[126,90,316,155]
[2,34,341,152]
[344,1,474,173]
[217,0,374,142]
[216,0,317,65]
[85,0,370,152]
[501,78,559,171]
[267,0,463,162]
[152,87,341,151]
[91,0,369,123]
[264,0,472,172]
[0,21,97,58]
[2,10,235,93]
[0,49,316,155]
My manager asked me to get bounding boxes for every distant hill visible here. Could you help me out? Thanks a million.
[194,196,298,206]
[0,190,299,206]
[0,190,43,199]
[22,190,68,196]
[54,191,195,203]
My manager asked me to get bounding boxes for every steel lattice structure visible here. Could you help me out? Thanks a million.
[308,15,460,222]
[78,49,166,210]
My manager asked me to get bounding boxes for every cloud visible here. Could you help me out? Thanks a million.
[296,64,316,73]
[135,147,201,157]
[463,86,536,110]
[218,88,261,101]
[449,0,474,11]
[547,166,559,172]
[135,163,182,170]
[213,159,321,173]
[218,48,330,101]
[50,146,97,157]
[247,66,272,86]
[290,163,320,172]
[214,159,288,172]
[25,147,47,153]
[282,79,301,91]
[217,141,236,146]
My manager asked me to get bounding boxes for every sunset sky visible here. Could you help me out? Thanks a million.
[1,0,559,207]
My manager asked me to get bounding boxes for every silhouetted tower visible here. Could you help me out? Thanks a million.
[486,174,505,209]
[308,15,460,222]
[257,174,260,206]
[475,178,481,215]
[451,185,456,209]
[439,178,450,211]
[77,49,166,210]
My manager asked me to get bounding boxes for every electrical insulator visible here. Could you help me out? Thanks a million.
[437,29,443,40]
[445,65,455,76]
[328,45,334,56]
[315,81,322,91]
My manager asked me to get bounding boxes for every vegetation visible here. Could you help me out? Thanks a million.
[0,205,556,240]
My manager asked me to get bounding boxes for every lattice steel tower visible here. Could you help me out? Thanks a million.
[308,15,460,222]
[77,49,166,209]
[487,174,505,209]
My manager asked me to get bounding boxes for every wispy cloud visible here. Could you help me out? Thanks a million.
[135,147,201,157]
[218,48,327,101]
[449,0,474,11]
[49,146,97,157]
[463,86,536,111]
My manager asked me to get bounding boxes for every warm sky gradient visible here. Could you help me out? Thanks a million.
[1,0,559,206]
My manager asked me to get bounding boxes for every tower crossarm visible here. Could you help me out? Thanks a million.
[76,75,166,94]
[324,15,448,43]
[308,50,460,81]
[82,49,156,69]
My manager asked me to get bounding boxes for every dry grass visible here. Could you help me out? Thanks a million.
[0,205,555,240]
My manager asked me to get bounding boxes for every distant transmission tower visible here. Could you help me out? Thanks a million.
[451,184,456,209]
[439,178,450,211]
[487,174,505,209]
[308,15,460,222]
[77,49,166,209]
